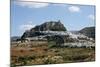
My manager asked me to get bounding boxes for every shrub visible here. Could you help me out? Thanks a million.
[17,55,36,65]
[48,41,57,48]
[11,64,16,67]
[18,57,27,65]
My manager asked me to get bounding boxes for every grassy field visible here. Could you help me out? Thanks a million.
[11,42,95,67]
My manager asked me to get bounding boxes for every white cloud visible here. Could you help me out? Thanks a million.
[88,14,95,20]
[68,6,80,13]
[14,0,49,8]
[19,21,35,31]
[53,3,67,7]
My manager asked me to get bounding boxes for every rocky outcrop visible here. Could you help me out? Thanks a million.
[30,20,66,31]
[21,20,66,39]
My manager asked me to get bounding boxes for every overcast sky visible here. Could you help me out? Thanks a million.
[11,0,95,36]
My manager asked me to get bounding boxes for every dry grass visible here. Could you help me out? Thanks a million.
[11,42,95,66]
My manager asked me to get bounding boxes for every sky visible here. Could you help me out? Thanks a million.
[11,0,95,36]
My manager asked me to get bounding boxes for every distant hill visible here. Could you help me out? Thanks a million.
[11,36,21,41]
[79,27,95,39]
[70,31,79,34]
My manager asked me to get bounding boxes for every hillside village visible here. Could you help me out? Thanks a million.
[11,20,95,48]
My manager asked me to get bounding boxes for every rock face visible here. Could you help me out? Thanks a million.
[79,27,95,39]
[21,20,66,39]
[30,20,66,31]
